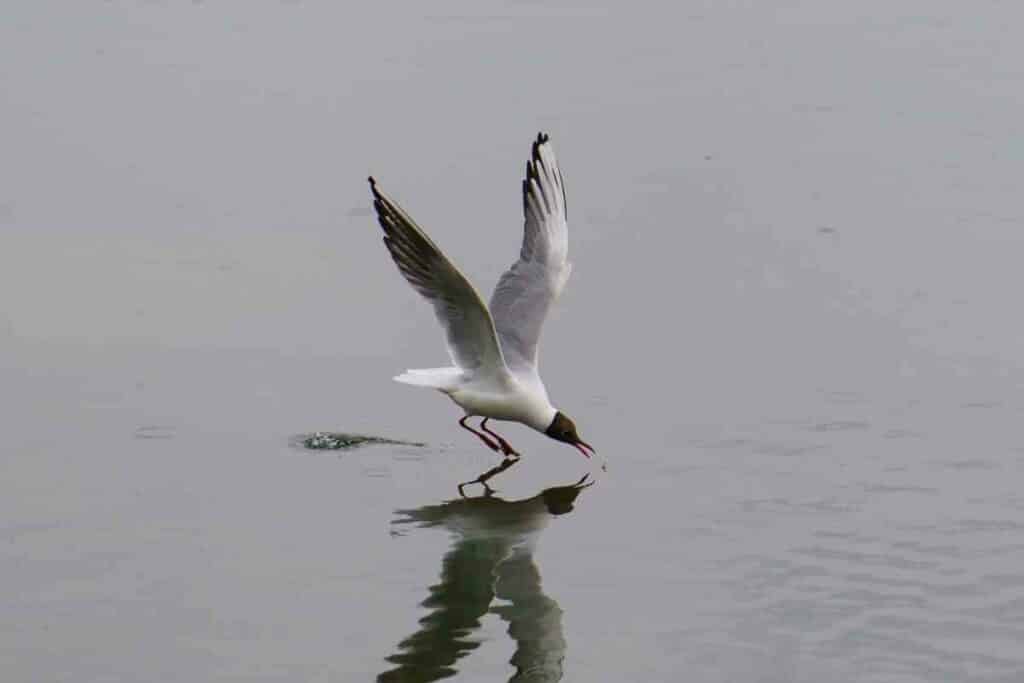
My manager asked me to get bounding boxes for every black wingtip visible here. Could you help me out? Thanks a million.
[531,132,550,160]
[368,176,382,199]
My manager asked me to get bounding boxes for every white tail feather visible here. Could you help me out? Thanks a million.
[393,367,464,391]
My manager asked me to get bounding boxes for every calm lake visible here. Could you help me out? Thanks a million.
[3,2,1024,681]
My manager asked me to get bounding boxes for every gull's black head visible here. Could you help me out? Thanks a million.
[545,411,595,459]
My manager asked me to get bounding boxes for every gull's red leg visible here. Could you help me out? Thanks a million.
[480,418,519,457]
[459,416,500,453]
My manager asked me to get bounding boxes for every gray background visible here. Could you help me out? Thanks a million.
[3,1,1024,681]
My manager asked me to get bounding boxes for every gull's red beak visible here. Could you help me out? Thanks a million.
[574,440,595,459]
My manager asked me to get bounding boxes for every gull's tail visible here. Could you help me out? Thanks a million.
[393,367,464,392]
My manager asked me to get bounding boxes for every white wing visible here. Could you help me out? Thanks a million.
[489,133,572,376]
[370,178,507,375]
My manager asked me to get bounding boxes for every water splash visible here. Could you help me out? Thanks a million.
[294,432,425,451]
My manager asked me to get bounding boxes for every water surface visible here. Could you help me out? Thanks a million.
[3,1,1024,681]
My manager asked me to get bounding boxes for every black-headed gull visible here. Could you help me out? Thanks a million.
[368,133,593,460]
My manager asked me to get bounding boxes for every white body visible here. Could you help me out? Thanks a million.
[395,367,557,433]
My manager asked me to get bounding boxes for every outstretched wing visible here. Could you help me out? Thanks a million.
[370,177,507,375]
[489,133,572,375]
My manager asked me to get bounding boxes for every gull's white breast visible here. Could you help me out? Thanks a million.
[448,374,555,432]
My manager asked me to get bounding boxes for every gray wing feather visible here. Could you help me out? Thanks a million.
[370,178,506,374]
[489,133,572,374]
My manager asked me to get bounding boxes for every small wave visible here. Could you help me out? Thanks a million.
[291,431,425,451]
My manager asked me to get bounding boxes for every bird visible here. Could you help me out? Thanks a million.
[368,132,593,462]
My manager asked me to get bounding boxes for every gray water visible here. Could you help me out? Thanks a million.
[3,2,1024,681]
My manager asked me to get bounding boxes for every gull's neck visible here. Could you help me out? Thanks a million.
[527,403,558,433]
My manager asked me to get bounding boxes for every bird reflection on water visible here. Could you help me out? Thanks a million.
[378,475,593,682]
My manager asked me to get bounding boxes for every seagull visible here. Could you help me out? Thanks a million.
[368,132,594,461]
